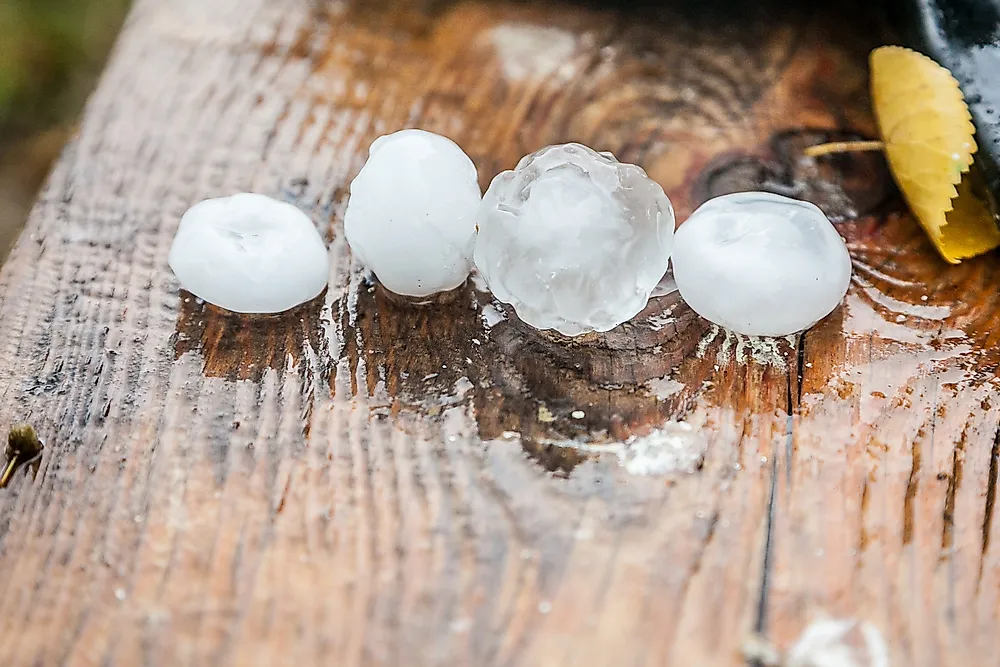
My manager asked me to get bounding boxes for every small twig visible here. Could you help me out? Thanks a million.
[804,140,885,158]
[0,455,20,488]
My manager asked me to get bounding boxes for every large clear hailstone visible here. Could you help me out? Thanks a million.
[672,192,852,337]
[344,129,482,298]
[475,143,675,336]
[168,193,329,314]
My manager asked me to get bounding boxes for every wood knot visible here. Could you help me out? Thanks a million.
[694,128,900,223]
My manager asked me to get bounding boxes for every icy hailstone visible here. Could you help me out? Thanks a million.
[672,192,852,337]
[475,143,675,336]
[345,129,482,297]
[168,193,329,313]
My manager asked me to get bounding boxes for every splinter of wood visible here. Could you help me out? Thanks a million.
[0,424,43,489]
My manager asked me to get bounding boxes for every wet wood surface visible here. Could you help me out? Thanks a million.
[0,0,998,665]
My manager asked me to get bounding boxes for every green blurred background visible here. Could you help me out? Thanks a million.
[0,0,130,261]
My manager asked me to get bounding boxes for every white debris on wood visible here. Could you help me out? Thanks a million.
[545,421,706,476]
[481,303,507,328]
[786,618,890,667]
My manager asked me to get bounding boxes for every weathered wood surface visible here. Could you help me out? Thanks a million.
[0,0,998,665]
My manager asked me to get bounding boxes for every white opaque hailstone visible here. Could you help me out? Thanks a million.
[168,193,329,313]
[672,192,852,337]
[345,129,482,297]
[475,143,675,336]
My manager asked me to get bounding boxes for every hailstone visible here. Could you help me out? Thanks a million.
[168,193,329,314]
[672,192,852,337]
[474,143,675,336]
[344,129,482,297]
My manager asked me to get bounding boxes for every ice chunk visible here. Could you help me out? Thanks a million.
[474,143,675,336]
[786,618,889,667]
[672,192,852,337]
[344,129,482,297]
[168,193,329,313]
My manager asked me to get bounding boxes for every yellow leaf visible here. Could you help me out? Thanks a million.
[870,45,999,263]
[940,169,1000,262]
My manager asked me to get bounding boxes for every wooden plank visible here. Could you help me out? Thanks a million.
[0,0,997,665]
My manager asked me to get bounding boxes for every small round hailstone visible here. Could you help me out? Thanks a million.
[168,193,329,313]
[474,143,675,336]
[672,192,852,337]
[344,129,482,297]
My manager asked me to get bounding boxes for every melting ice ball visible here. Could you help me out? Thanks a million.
[475,143,675,336]
[672,192,852,337]
[344,129,482,298]
[168,193,329,314]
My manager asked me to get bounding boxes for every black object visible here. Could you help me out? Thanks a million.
[893,0,1000,209]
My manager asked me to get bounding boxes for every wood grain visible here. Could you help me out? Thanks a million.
[0,0,997,665]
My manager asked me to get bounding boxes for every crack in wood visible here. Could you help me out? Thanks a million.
[748,341,800,661]
[748,455,780,667]
[857,474,870,561]
[979,424,1000,587]
[903,432,922,546]
[754,437,782,636]
[940,428,967,557]
[795,332,805,407]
